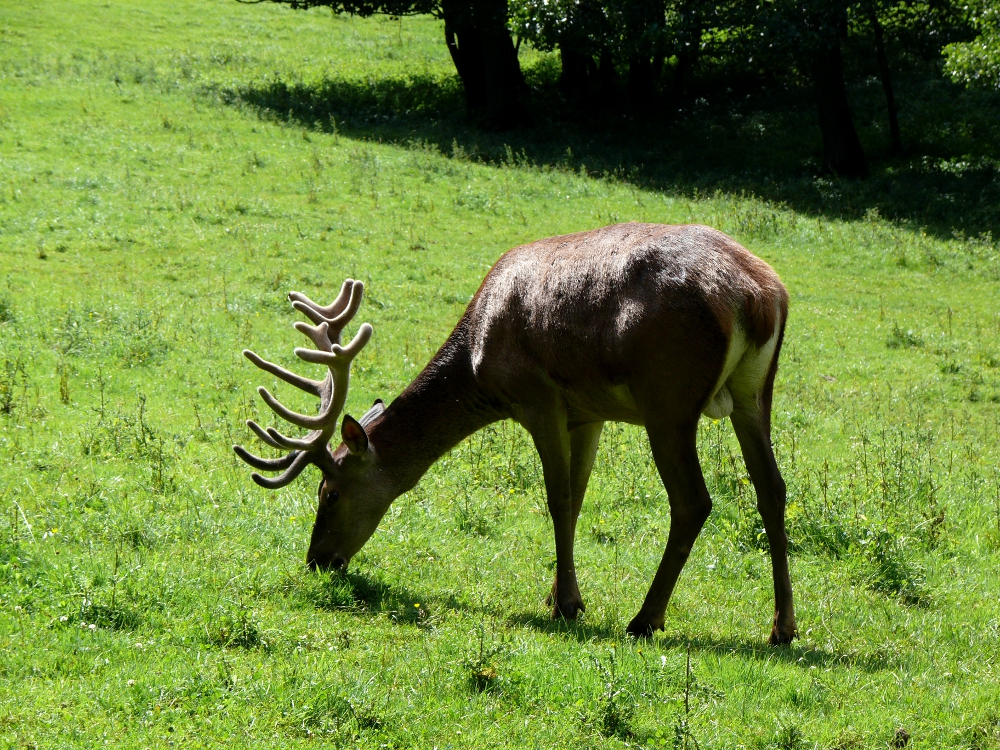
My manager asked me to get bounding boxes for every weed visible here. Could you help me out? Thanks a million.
[789,509,856,558]
[0,295,14,323]
[774,721,806,750]
[855,530,929,606]
[112,310,167,367]
[205,606,266,649]
[886,322,924,349]
[967,716,1000,750]
[58,359,70,405]
[730,201,782,241]
[590,518,617,544]
[65,601,142,631]
[589,649,635,740]
[0,357,27,415]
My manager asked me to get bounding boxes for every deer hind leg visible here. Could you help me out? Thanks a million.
[729,357,796,645]
[627,418,712,637]
[546,421,604,611]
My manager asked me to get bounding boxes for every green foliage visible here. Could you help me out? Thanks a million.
[944,2,1000,89]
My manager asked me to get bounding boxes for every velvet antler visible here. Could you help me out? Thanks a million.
[233,279,372,488]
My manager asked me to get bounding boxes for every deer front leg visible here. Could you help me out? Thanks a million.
[627,420,712,637]
[546,422,604,611]
[528,412,585,620]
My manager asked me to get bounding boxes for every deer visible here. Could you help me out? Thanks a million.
[234,222,796,644]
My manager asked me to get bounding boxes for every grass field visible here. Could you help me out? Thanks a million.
[2,1,1000,747]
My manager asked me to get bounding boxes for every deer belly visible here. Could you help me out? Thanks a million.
[565,383,643,424]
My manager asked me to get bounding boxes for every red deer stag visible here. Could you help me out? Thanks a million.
[234,223,795,643]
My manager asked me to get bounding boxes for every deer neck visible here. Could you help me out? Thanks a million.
[368,325,502,496]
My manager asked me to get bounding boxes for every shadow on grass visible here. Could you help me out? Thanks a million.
[657,634,901,673]
[296,568,468,627]
[213,59,1000,240]
[508,611,898,672]
[507,610,624,642]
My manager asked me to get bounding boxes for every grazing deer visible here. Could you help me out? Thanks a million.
[234,223,795,643]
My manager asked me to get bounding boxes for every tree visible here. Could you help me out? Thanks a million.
[866,1,901,155]
[809,3,869,176]
[240,0,529,128]
[943,1,1000,89]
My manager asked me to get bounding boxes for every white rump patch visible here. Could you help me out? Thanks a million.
[701,302,782,420]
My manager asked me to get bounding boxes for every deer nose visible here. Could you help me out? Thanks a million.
[306,552,348,572]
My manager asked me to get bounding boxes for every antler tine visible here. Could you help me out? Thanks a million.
[247,419,283,449]
[250,450,314,489]
[332,322,373,358]
[294,322,373,366]
[233,445,301,471]
[293,320,333,352]
[243,349,322,396]
[257,384,341,430]
[290,281,365,345]
[264,425,331,452]
[288,279,354,327]
[325,282,365,343]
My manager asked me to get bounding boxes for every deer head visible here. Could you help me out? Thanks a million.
[233,279,389,570]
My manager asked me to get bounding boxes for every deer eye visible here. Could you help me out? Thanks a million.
[327,489,340,503]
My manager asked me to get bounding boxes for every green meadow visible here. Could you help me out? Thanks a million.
[2,1,1000,747]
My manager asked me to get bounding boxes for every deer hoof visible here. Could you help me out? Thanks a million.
[768,624,797,646]
[551,599,585,620]
[626,614,663,638]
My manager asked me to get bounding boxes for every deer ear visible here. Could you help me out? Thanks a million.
[359,398,386,427]
[341,414,369,455]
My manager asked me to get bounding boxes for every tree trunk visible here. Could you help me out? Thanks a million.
[869,7,901,155]
[442,0,528,129]
[627,54,655,111]
[624,0,664,112]
[671,0,700,102]
[812,34,869,177]
[592,48,619,103]
[672,37,699,101]
[559,45,590,107]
